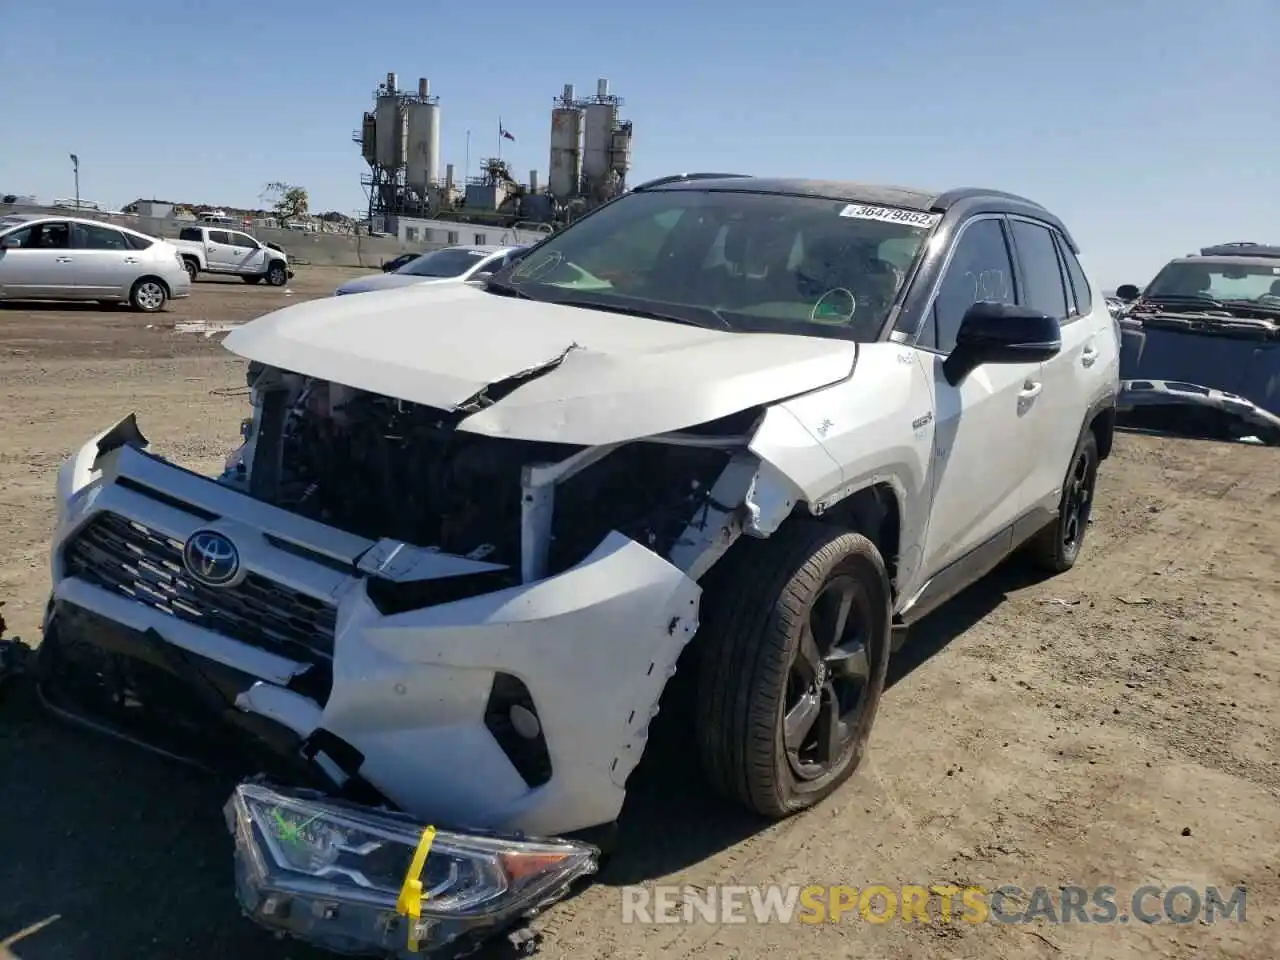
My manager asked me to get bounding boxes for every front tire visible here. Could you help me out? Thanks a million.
[1025,430,1099,573]
[265,261,287,286]
[694,521,892,818]
[129,278,168,313]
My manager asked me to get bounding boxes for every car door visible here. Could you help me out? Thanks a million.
[1006,217,1095,513]
[227,232,268,274]
[0,221,73,298]
[913,215,1046,578]
[204,230,235,271]
[69,221,136,298]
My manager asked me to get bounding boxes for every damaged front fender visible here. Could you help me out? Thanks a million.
[313,532,701,839]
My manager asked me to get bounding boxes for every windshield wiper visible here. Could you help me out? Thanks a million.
[1220,297,1280,314]
[483,277,536,300]
[1140,293,1226,308]
[555,298,732,330]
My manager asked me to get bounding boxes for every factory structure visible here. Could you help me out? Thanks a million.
[353,72,633,244]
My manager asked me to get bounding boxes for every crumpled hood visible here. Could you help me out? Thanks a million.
[222,283,858,445]
[335,272,451,295]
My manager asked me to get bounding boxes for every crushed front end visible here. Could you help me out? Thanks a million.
[42,362,808,954]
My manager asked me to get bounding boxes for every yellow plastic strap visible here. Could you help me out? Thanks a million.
[395,825,437,953]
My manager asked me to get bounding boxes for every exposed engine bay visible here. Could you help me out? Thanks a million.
[231,363,750,580]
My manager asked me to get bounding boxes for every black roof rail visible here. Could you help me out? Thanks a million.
[1199,242,1280,259]
[632,172,753,191]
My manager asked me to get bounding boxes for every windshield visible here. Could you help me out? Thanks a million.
[1144,259,1280,303]
[398,247,491,278]
[500,189,936,341]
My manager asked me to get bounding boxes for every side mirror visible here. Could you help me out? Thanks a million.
[943,301,1061,386]
[471,270,495,282]
[1115,284,1141,302]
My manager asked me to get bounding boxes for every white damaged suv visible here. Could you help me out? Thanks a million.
[43,175,1119,953]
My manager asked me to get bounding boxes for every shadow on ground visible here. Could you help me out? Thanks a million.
[0,559,1045,959]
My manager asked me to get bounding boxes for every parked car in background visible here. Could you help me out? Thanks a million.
[171,225,292,286]
[1114,242,1280,443]
[334,243,524,295]
[0,215,190,312]
[380,251,421,273]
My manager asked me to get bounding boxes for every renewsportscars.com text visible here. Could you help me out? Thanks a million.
[621,883,1247,925]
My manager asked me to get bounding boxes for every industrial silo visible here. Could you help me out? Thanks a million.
[375,72,406,170]
[405,77,441,190]
[581,78,618,187]
[548,84,583,200]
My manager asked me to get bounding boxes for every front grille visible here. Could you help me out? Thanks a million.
[63,512,337,663]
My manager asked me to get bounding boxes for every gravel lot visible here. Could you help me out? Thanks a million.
[1,269,1276,960]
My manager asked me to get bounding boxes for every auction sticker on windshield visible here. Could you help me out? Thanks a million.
[839,204,941,228]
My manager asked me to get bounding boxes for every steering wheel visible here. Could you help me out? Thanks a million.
[810,288,857,324]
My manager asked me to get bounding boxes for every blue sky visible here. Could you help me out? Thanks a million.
[2,0,1274,287]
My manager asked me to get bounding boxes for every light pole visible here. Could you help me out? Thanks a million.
[69,154,80,209]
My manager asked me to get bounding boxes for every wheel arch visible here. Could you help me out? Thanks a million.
[1088,398,1117,461]
[133,274,171,296]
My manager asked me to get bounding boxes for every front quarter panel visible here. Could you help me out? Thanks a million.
[773,342,935,597]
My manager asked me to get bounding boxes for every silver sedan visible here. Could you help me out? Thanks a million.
[0,215,192,312]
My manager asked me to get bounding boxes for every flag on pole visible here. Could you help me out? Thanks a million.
[499,121,515,142]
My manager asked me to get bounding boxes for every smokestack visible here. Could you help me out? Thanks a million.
[597,78,609,98]
[418,77,429,97]
[386,72,398,92]
[529,170,539,192]
[445,164,455,192]
[563,83,575,101]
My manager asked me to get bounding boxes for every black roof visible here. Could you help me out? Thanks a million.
[651,176,940,210]
[646,175,1044,213]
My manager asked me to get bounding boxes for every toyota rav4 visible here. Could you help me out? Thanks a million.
[41,175,1120,956]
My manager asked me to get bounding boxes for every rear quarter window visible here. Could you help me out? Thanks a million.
[178,227,201,241]
[124,232,154,251]
[1061,244,1093,315]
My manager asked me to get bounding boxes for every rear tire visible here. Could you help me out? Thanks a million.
[1025,430,1099,573]
[129,278,168,313]
[694,520,892,818]
[182,258,198,281]
[266,262,287,286]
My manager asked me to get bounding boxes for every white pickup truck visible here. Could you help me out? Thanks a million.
[171,225,292,286]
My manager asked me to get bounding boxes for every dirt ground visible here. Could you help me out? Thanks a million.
[0,269,1276,960]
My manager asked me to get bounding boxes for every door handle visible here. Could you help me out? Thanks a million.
[55,257,73,263]
[124,256,139,264]
[1019,380,1043,400]
[1081,346,1099,367]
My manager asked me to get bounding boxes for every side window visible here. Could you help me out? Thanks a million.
[207,230,232,245]
[1010,220,1068,319]
[231,232,258,249]
[1053,238,1077,316]
[1,226,34,247]
[178,227,201,241]
[124,232,154,251]
[1059,239,1093,316]
[928,218,1015,353]
[71,223,129,250]
[17,222,71,249]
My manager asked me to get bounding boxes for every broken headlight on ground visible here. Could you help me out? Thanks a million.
[227,781,598,956]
